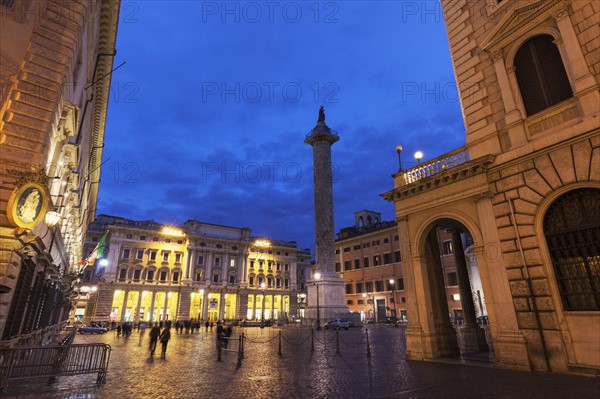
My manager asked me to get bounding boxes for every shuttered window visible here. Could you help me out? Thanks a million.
[514,34,572,116]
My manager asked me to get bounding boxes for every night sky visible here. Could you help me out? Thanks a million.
[97,1,466,251]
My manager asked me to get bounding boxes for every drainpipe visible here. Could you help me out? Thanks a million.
[508,198,552,371]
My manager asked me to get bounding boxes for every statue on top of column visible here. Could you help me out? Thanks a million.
[317,106,325,123]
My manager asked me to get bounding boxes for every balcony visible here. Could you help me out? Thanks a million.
[383,147,494,202]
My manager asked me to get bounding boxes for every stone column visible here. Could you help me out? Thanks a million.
[162,292,169,322]
[450,229,488,352]
[134,292,142,323]
[304,108,348,322]
[120,290,129,322]
[149,292,156,323]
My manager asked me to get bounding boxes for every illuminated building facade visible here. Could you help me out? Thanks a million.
[0,1,120,346]
[78,215,311,324]
[383,0,599,373]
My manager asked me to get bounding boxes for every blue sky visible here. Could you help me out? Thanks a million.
[97,1,466,250]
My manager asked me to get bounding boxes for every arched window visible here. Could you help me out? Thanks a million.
[514,34,572,116]
[543,188,600,311]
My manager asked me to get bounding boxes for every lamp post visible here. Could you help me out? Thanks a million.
[414,151,423,165]
[395,145,403,172]
[260,282,266,323]
[45,211,60,253]
[389,278,397,326]
[314,272,321,330]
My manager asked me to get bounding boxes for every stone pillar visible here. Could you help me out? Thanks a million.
[120,290,129,322]
[304,108,348,322]
[134,292,142,323]
[162,292,169,321]
[149,292,156,323]
[450,229,488,352]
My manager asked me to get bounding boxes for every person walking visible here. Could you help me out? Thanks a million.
[159,326,171,359]
[149,323,161,357]
[138,321,147,345]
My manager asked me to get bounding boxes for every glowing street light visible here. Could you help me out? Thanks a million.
[395,145,403,171]
[414,151,423,165]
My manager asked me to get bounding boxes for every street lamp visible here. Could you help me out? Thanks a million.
[314,272,321,330]
[414,151,423,165]
[260,282,266,323]
[389,278,397,326]
[395,145,403,172]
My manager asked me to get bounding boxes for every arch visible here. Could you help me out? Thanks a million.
[414,211,485,256]
[505,28,562,68]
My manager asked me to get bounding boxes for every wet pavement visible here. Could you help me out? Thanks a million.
[3,325,599,399]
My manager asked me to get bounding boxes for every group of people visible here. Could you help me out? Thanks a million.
[148,321,171,359]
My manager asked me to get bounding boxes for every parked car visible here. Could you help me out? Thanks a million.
[323,319,350,330]
[78,324,108,334]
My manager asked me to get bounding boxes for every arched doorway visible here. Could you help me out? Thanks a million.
[419,218,490,359]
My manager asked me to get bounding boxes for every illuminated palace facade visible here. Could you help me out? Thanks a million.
[77,215,311,324]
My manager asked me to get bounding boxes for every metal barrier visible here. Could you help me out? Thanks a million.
[216,334,244,366]
[0,343,111,392]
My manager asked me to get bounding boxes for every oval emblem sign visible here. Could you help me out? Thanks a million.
[7,182,49,229]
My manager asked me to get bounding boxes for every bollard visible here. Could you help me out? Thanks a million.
[311,329,315,352]
[278,331,282,356]
[336,330,340,353]
[217,341,222,361]
[237,335,243,366]
[365,329,371,357]
[240,333,245,359]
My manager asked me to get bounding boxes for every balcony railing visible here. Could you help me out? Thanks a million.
[401,147,470,185]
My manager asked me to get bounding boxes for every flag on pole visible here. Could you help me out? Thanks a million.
[87,230,108,266]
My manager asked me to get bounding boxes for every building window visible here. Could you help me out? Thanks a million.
[195,270,203,282]
[147,270,155,281]
[397,277,404,290]
[383,238,389,244]
[544,188,600,311]
[375,280,384,292]
[276,262,281,271]
[363,257,370,268]
[514,34,573,116]
[268,261,273,271]
[133,269,141,281]
[123,249,130,259]
[268,277,273,287]
[442,241,453,255]
[394,235,399,241]
[345,284,353,294]
[229,275,235,284]
[383,253,392,264]
[136,250,144,260]
[335,249,340,254]
[140,235,146,241]
[344,247,350,252]
[358,299,364,305]
[447,272,458,286]
[152,237,158,242]
[126,234,133,239]
[356,282,363,293]
[118,269,127,282]
[394,250,401,263]
[230,259,236,268]
[365,281,373,292]
[353,245,360,250]
[162,252,169,262]
[347,300,354,305]
[160,271,167,282]
[213,274,219,283]
[373,255,381,266]
[249,276,255,286]
[335,262,341,272]
[214,257,220,266]
[344,261,351,271]
[354,259,361,269]
[276,278,281,287]
[372,240,380,246]
[172,272,180,282]
[284,279,289,288]
[150,251,157,261]
[175,253,181,263]
[250,260,255,269]
[284,263,289,271]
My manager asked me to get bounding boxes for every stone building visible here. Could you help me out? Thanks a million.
[383,0,599,374]
[77,215,311,324]
[0,1,120,346]
[335,210,479,325]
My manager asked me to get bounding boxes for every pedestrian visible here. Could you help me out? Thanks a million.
[149,323,160,357]
[205,320,209,332]
[138,321,147,345]
[159,326,171,359]
[116,323,122,337]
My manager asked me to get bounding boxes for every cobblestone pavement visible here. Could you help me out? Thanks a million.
[4,326,599,399]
